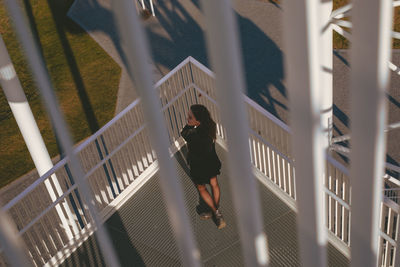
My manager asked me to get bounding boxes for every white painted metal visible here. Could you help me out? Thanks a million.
[150,0,155,16]
[0,209,33,267]
[319,0,333,152]
[0,35,78,241]
[348,0,393,267]
[3,1,121,267]
[200,0,269,265]
[110,2,200,267]
[282,0,327,267]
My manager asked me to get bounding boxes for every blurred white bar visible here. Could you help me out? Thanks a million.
[3,1,121,267]
[349,0,393,266]
[0,209,33,267]
[110,2,200,267]
[201,0,268,265]
[282,0,327,266]
[319,0,333,151]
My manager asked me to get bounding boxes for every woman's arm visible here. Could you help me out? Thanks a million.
[181,124,198,142]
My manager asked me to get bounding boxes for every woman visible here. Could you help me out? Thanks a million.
[181,104,226,229]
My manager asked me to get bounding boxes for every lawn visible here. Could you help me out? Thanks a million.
[0,0,121,187]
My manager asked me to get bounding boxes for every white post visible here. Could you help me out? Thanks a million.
[201,0,269,265]
[150,0,155,16]
[282,0,327,266]
[320,0,333,151]
[0,208,33,267]
[0,35,77,240]
[349,0,393,266]
[111,1,201,266]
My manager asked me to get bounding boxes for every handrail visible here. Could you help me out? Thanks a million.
[3,83,195,213]
[188,57,291,134]
[2,98,141,212]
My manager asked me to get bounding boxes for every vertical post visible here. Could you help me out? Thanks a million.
[201,0,269,266]
[282,0,327,266]
[349,0,393,266]
[319,0,333,151]
[0,35,78,240]
[3,2,121,267]
[150,0,155,16]
[111,1,201,267]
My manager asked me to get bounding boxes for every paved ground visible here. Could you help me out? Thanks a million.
[60,144,349,267]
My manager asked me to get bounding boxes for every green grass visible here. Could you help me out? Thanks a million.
[0,0,121,187]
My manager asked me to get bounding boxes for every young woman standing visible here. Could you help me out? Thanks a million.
[181,104,226,229]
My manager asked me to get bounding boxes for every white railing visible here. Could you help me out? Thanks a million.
[0,57,198,266]
[2,56,400,266]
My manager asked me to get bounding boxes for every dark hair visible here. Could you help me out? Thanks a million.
[190,104,217,140]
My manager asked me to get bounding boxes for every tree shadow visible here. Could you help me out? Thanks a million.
[148,0,286,119]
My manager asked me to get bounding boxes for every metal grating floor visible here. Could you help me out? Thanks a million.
[60,144,349,267]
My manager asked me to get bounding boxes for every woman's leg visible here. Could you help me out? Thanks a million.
[196,184,217,212]
[210,177,220,209]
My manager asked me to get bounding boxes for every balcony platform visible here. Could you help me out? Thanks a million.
[60,144,349,267]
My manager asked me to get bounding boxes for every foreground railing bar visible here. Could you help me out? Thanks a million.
[0,210,33,267]
[201,0,269,265]
[111,2,200,267]
[282,0,327,266]
[4,1,121,267]
[348,0,393,266]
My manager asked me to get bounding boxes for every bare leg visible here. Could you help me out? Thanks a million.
[197,184,217,212]
[210,177,220,209]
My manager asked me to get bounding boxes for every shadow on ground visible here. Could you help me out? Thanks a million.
[148,0,286,119]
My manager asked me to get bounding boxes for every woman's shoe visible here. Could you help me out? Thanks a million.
[199,211,212,220]
[215,209,226,229]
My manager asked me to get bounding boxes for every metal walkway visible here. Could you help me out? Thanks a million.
[60,144,349,267]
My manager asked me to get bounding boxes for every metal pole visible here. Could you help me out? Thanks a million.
[282,0,327,266]
[0,35,78,240]
[349,0,393,266]
[201,0,269,265]
[3,2,121,267]
[319,0,333,150]
[111,1,200,267]
[0,208,33,267]
[150,0,155,16]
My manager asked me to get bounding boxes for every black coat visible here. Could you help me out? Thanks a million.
[181,125,221,184]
